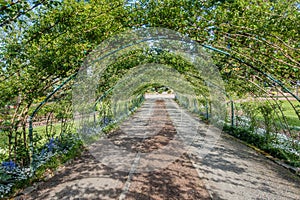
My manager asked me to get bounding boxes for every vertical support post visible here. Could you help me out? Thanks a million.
[209,101,212,119]
[231,100,234,127]
[28,116,33,147]
[296,81,299,97]
[28,72,77,169]
[205,101,209,120]
[28,116,33,169]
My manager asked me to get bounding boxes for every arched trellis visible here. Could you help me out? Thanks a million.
[201,44,299,135]
[28,72,78,167]
[201,44,300,103]
[28,38,300,166]
[29,41,300,134]
[28,34,213,147]
[205,81,235,127]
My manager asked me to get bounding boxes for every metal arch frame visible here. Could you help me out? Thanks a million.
[28,72,78,168]
[200,44,300,102]
[205,81,235,127]
[28,72,78,144]
[29,41,300,138]
[93,86,114,124]
[28,39,300,165]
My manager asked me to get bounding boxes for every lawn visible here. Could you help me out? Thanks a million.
[235,100,300,128]
[280,100,300,127]
[0,122,70,161]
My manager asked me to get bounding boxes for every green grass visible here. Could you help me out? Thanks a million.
[259,100,300,127]
[0,122,74,162]
[236,100,300,128]
[31,122,76,148]
[280,100,300,127]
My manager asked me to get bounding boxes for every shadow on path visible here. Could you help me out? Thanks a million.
[191,134,300,200]
[24,99,210,200]
[22,98,300,200]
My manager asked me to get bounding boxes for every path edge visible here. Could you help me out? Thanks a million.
[222,133,300,178]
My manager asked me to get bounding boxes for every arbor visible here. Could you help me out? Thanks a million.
[0,0,127,163]
[129,0,300,134]
[0,0,299,185]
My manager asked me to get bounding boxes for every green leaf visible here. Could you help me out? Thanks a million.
[0,0,7,6]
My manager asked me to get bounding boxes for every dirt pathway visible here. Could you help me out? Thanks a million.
[22,98,300,200]
[165,99,300,199]
[191,134,300,199]
[24,98,210,199]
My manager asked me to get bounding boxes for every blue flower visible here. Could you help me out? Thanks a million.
[47,138,56,152]
[102,117,111,126]
[227,43,231,49]
[40,148,45,156]
[2,160,16,171]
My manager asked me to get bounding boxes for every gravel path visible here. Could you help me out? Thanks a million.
[191,134,300,200]
[164,98,300,199]
[22,98,300,200]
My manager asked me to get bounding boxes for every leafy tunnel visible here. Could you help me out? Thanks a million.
[0,1,299,195]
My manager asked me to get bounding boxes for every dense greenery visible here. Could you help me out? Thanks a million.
[0,0,299,197]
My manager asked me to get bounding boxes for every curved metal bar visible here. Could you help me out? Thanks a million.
[27,36,299,169]
[28,38,299,143]
[201,44,300,103]
[93,87,114,123]
[28,72,78,164]
[206,81,235,127]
